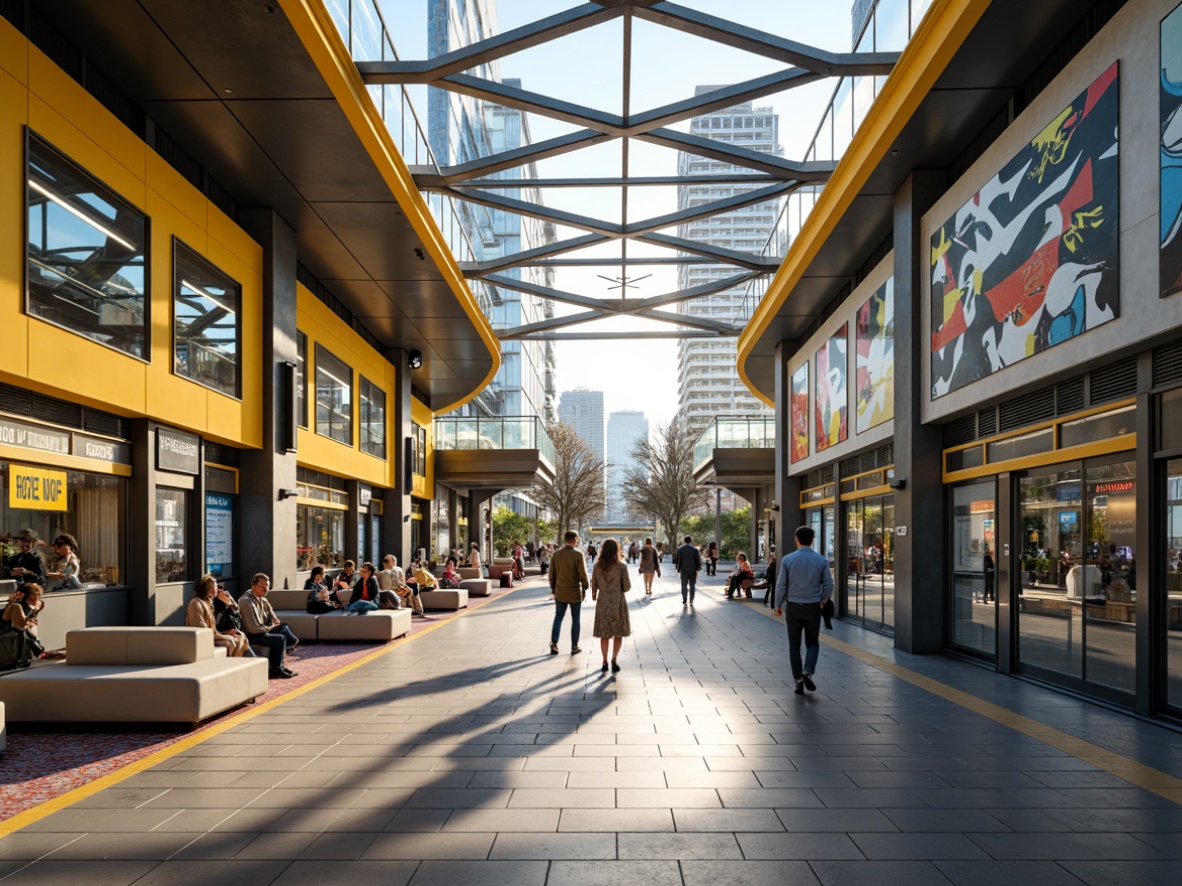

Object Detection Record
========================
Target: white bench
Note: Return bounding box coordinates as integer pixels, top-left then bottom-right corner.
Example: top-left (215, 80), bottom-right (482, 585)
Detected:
top-left (461, 578), bottom-right (493, 597)
top-left (265, 589), bottom-right (411, 641)
top-left (0, 627), bottom-right (268, 725)
top-left (418, 589), bottom-right (468, 610)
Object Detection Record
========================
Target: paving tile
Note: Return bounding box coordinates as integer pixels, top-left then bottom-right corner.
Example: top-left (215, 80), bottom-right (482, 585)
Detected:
top-left (114, 860), bottom-right (290, 885)
top-left (407, 859), bottom-right (547, 886)
top-left (881, 809), bottom-right (1010, 833)
top-left (718, 788), bottom-right (823, 808)
top-left (850, 833), bottom-right (991, 860)
top-left (966, 832), bottom-right (1170, 860)
top-left (736, 832), bottom-right (865, 860)
top-left (546, 860), bottom-right (684, 886)
top-left (674, 809), bottom-right (785, 832)
top-left (617, 788), bottom-right (720, 808)
top-left (507, 788), bottom-right (615, 807)
top-left (681, 860), bottom-right (820, 886)
top-left (489, 832), bottom-right (616, 859)
top-left (618, 832), bottom-right (742, 859)
top-left (0, 861), bottom-right (152, 885)
top-left (442, 809), bottom-right (560, 832)
top-left (776, 809), bottom-right (900, 833)
top-left (1058, 860), bottom-right (1182, 885)
top-left (558, 809), bottom-right (674, 832)
top-left (933, 860), bottom-right (1088, 886)
top-left (810, 860), bottom-right (954, 885)
top-left (278, 860), bottom-right (419, 886)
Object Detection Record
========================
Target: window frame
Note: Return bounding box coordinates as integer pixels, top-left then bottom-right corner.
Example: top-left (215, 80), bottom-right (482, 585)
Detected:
top-left (171, 237), bottom-right (242, 399)
top-left (359, 375), bottom-right (387, 460)
top-left (296, 331), bottom-right (309, 429)
top-left (24, 129), bottom-right (151, 362)
top-left (314, 343), bottom-right (353, 446)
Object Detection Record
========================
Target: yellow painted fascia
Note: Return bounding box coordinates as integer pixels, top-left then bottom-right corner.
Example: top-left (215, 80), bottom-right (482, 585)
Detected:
top-left (279, 0), bottom-right (500, 414)
top-left (736, 0), bottom-right (992, 407)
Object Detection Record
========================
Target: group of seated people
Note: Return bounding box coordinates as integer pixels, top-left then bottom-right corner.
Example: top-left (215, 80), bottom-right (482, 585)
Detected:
top-left (304, 556), bottom-right (440, 618)
top-left (185, 572), bottom-right (299, 679)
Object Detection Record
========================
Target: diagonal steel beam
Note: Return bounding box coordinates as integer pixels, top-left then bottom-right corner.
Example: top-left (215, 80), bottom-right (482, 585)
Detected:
top-left (481, 273), bottom-right (615, 311)
top-left (635, 309), bottom-right (740, 332)
top-left (459, 233), bottom-right (609, 276)
top-left (640, 128), bottom-right (834, 179)
top-left (499, 310), bottom-right (609, 338)
top-left (622, 181), bottom-right (796, 236)
top-left (356, 4), bottom-right (621, 83)
top-left (449, 187), bottom-right (623, 237)
top-left (440, 174), bottom-right (784, 188)
top-left (627, 68), bottom-right (826, 131)
top-left (412, 131), bottom-right (615, 186)
top-left (636, 232), bottom-right (782, 271)
top-left (519, 330), bottom-right (734, 340)
top-left (635, 1), bottom-right (899, 75)
top-left (632, 272), bottom-right (763, 310)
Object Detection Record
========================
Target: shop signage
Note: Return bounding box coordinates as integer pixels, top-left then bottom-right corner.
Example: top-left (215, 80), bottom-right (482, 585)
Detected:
top-left (9, 464), bottom-right (68, 511)
top-left (970, 500), bottom-right (994, 513)
top-left (1094, 481), bottom-right (1134, 494)
top-left (205, 492), bottom-right (234, 576)
top-left (359, 486), bottom-right (373, 507)
top-left (0, 417), bottom-right (69, 455)
top-left (156, 428), bottom-right (200, 474)
top-left (72, 432), bottom-right (131, 465)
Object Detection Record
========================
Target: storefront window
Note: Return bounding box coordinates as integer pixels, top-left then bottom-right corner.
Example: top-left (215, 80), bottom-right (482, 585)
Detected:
top-left (204, 466), bottom-right (237, 578)
top-left (315, 345), bottom-right (352, 445)
top-left (0, 462), bottom-right (125, 588)
top-left (1166, 459), bottom-right (1182, 712)
top-left (845, 495), bottom-right (894, 631)
top-left (296, 504), bottom-right (345, 571)
top-left (1083, 461), bottom-right (1136, 694)
top-left (155, 488), bottom-right (189, 583)
top-left (950, 481), bottom-right (996, 657)
top-left (360, 376), bottom-right (386, 458)
top-left (26, 134), bottom-right (148, 359)
top-left (173, 240), bottom-right (240, 398)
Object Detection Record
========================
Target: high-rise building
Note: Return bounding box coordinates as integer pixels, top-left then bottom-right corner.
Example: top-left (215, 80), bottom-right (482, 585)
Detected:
top-left (558, 389), bottom-right (605, 464)
top-left (428, 2), bottom-right (556, 423)
top-left (606, 411), bottom-right (649, 522)
top-left (676, 91), bottom-right (779, 434)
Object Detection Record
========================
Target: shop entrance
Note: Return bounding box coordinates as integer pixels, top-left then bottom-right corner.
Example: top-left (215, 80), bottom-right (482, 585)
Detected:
top-left (844, 495), bottom-right (895, 632)
top-left (805, 505), bottom-right (837, 576)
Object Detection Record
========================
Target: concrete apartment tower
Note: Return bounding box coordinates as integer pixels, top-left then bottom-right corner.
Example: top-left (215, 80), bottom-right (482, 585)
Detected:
top-left (606, 411), bottom-right (649, 522)
top-left (676, 90), bottom-right (779, 434)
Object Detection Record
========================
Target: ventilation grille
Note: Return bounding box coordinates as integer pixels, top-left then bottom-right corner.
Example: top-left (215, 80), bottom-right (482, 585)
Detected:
top-left (29, 8), bottom-right (82, 81)
top-left (840, 444), bottom-right (894, 477)
top-left (0, 0), bottom-right (26, 30)
top-left (85, 64), bottom-right (144, 135)
top-left (1056, 377), bottom-right (1085, 414)
top-left (1090, 356), bottom-right (1138, 404)
top-left (205, 441), bottom-right (240, 468)
top-left (1154, 340), bottom-right (1182, 386)
top-left (943, 414), bottom-right (977, 448)
top-left (999, 385), bottom-right (1056, 433)
top-left (0, 382), bottom-right (128, 439)
top-left (297, 467), bottom-right (346, 490)
top-left (297, 264), bottom-right (386, 357)
top-left (977, 407), bottom-right (997, 438)
top-left (804, 464), bottom-right (836, 489)
top-left (83, 410), bottom-right (128, 439)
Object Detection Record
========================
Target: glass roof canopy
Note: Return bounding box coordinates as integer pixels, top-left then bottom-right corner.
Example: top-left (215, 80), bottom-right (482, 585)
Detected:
top-left (354, 1), bottom-right (898, 342)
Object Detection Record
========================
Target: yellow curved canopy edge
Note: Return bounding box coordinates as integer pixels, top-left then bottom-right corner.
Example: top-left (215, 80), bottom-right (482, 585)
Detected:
top-left (279, 0), bottom-right (501, 414)
top-left (736, 0), bottom-right (991, 407)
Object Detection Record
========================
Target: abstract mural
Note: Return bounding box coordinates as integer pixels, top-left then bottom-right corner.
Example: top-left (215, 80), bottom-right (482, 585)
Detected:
top-left (930, 63), bottom-right (1119, 397)
top-left (1163, 4), bottom-right (1182, 295)
top-left (815, 324), bottom-right (848, 452)
top-left (790, 363), bottom-right (809, 463)
top-left (856, 277), bottom-right (894, 433)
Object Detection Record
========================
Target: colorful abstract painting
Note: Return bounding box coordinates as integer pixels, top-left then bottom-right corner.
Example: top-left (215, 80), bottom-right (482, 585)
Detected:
top-left (790, 363), bottom-right (809, 463)
top-left (856, 277), bottom-right (894, 433)
top-left (931, 63), bottom-right (1119, 398)
top-left (815, 324), bottom-right (848, 452)
top-left (1163, 5), bottom-right (1182, 294)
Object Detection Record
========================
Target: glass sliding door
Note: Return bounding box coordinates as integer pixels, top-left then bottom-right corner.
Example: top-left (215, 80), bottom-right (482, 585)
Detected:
top-left (844, 495), bottom-right (895, 632)
top-left (950, 481), bottom-right (997, 658)
top-left (1167, 459), bottom-right (1182, 712)
top-left (1083, 461), bottom-right (1137, 695)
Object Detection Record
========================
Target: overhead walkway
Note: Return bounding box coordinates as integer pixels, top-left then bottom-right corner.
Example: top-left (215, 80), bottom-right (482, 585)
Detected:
top-left (2, 572), bottom-right (1180, 882)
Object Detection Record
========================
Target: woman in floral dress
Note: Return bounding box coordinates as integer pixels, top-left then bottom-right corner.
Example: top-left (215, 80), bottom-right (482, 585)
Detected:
top-left (592, 538), bottom-right (631, 673)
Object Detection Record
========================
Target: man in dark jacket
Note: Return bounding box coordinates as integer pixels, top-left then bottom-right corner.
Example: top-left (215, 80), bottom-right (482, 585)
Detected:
top-left (673, 535), bottom-right (702, 606)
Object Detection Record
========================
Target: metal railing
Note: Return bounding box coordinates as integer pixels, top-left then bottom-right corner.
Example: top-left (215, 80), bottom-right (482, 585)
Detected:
top-left (694, 416), bottom-right (778, 470)
top-left (434, 416), bottom-right (555, 465)
top-left (324, 0), bottom-right (493, 318)
top-left (735, 0), bottom-right (935, 326)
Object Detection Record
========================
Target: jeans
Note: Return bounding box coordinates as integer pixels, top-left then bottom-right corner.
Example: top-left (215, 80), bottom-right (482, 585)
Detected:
top-left (551, 599), bottom-right (582, 647)
top-left (247, 632), bottom-right (287, 672)
top-left (346, 599), bottom-right (379, 615)
top-left (680, 572), bottom-right (697, 603)
top-left (785, 602), bottom-right (822, 680)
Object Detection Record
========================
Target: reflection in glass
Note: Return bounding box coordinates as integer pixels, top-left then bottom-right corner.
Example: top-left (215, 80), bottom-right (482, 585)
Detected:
top-left (359, 376), bottom-right (386, 458)
top-left (950, 481), bottom-right (996, 657)
top-left (844, 495), bottom-right (894, 631)
top-left (26, 134), bottom-right (148, 358)
top-left (1167, 459), bottom-right (1182, 712)
top-left (315, 345), bottom-right (353, 445)
top-left (1083, 461), bottom-right (1136, 694)
top-left (1018, 468), bottom-right (1083, 678)
top-left (296, 505), bottom-right (345, 572)
top-left (174, 241), bottom-right (240, 398)
top-left (155, 488), bottom-right (189, 583)
top-left (296, 332), bottom-right (308, 428)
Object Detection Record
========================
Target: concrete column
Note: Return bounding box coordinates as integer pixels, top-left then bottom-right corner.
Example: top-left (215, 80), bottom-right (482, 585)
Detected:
top-left (127, 419), bottom-right (154, 626)
top-left (714, 488), bottom-right (722, 555)
top-left (237, 209), bottom-right (299, 590)
top-left (892, 170), bottom-right (947, 654)
top-left (447, 486), bottom-right (460, 552)
top-left (382, 349), bottom-right (413, 565)
top-left (775, 341), bottom-right (803, 553)
top-left (748, 487), bottom-right (761, 562)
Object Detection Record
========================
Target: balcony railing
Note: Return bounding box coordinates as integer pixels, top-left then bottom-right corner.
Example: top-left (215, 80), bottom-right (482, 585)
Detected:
top-left (694, 416), bottom-right (778, 471)
top-left (434, 416), bottom-right (555, 466)
top-left (324, 0), bottom-right (493, 318)
top-left (735, 0), bottom-right (935, 326)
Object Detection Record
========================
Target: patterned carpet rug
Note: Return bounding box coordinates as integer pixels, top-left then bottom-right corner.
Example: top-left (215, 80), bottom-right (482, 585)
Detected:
top-left (0, 579), bottom-right (537, 821)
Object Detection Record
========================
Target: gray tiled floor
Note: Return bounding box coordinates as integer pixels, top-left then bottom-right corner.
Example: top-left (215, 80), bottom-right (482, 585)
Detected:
top-left (2, 572), bottom-right (1181, 885)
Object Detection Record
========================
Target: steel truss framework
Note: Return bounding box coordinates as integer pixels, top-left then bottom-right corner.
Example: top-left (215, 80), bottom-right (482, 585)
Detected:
top-left (358, 1), bottom-right (897, 341)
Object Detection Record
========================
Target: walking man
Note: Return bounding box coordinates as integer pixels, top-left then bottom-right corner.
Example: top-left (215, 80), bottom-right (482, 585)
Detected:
top-left (549, 530), bottom-right (589, 655)
top-left (774, 525), bottom-right (833, 694)
top-left (673, 534), bottom-right (702, 606)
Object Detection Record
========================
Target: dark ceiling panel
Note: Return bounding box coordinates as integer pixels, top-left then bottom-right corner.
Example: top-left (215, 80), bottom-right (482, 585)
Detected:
top-left (310, 203), bottom-right (439, 280)
top-left (375, 281), bottom-right (473, 318)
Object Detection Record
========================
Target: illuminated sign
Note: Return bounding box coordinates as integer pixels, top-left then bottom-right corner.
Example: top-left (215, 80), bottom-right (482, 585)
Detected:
top-left (970, 500), bottom-right (994, 513)
top-left (1094, 481), bottom-right (1134, 494)
top-left (9, 464), bottom-right (68, 511)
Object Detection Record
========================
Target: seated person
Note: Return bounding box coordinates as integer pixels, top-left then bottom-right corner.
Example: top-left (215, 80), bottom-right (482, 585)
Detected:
top-left (46, 534), bottom-right (82, 591)
top-left (345, 561), bottom-right (380, 615)
top-left (439, 557), bottom-right (463, 588)
top-left (305, 564), bottom-right (343, 613)
top-left (3, 529), bottom-right (46, 587)
top-left (383, 554), bottom-right (423, 616)
top-left (2, 582), bottom-right (46, 659)
top-left (726, 552), bottom-right (755, 599)
top-left (238, 573), bottom-right (298, 679)
top-left (752, 551), bottom-right (777, 607)
top-left (410, 559), bottom-right (439, 600)
top-left (187, 575), bottom-right (250, 656)
top-left (332, 560), bottom-right (359, 599)
top-left (212, 582), bottom-right (253, 646)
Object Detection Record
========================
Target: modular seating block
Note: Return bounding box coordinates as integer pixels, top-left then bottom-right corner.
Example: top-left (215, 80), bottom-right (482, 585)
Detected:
top-left (461, 578), bottom-right (493, 597)
top-left (0, 627), bottom-right (268, 725)
top-left (418, 589), bottom-right (468, 610)
top-left (488, 559), bottom-right (516, 579)
top-left (458, 567), bottom-right (482, 580)
top-left (316, 608), bottom-right (412, 642)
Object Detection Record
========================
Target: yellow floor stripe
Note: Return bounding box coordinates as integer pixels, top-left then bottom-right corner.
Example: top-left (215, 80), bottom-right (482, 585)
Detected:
top-left (0, 584), bottom-right (526, 839)
top-left (745, 599), bottom-right (1182, 805)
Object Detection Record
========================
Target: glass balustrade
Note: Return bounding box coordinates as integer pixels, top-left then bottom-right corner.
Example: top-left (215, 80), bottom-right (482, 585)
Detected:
top-left (694, 417), bottom-right (778, 470)
top-left (434, 416), bottom-right (555, 466)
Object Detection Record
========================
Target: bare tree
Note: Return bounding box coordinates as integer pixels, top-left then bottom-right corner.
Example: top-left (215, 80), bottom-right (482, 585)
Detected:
top-left (624, 417), bottom-right (709, 552)
top-left (531, 422), bottom-right (606, 536)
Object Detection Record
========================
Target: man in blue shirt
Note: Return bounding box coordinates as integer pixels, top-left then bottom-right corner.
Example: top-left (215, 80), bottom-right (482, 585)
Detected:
top-left (774, 525), bottom-right (834, 694)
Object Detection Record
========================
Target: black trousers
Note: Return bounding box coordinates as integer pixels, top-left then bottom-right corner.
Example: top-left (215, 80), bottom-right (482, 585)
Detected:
top-left (247, 632), bottom-right (286, 671)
